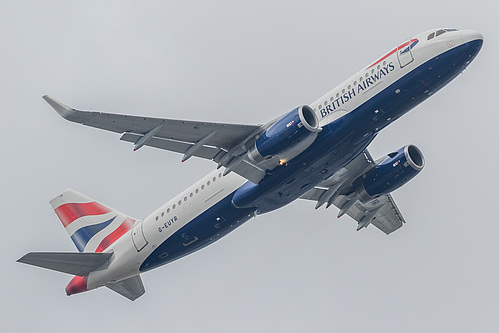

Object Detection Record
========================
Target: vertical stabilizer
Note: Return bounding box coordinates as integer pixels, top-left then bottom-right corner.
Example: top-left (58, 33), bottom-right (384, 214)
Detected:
top-left (50, 189), bottom-right (136, 252)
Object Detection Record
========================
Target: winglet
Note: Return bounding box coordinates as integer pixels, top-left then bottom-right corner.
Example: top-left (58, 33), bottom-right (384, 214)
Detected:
top-left (43, 95), bottom-right (79, 121)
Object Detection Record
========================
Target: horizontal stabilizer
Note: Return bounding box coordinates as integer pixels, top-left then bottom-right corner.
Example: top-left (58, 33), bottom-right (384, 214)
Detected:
top-left (106, 275), bottom-right (145, 301)
top-left (17, 252), bottom-right (112, 276)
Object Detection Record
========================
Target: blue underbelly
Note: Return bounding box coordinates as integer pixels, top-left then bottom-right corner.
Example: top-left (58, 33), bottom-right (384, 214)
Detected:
top-left (140, 193), bottom-right (254, 272)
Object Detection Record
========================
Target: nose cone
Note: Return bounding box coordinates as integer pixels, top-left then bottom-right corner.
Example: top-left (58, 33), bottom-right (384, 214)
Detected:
top-left (66, 275), bottom-right (88, 296)
top-left (457, 30), bottom-right (483, 66)
top-left (461, 30), bottom-right (484, 44)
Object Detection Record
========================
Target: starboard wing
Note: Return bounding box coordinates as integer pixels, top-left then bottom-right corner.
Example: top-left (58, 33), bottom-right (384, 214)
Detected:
top-left (300, 149), bottom-right (405, 234)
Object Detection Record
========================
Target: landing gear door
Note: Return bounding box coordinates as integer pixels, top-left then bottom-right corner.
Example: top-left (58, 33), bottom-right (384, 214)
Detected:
top-left (397, 39), bottom-right (414, 68)
top-left (132, 221), bottom-right (148, 252)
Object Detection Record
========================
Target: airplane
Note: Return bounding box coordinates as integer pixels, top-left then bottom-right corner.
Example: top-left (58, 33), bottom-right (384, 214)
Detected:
top-left (18, 28), bottom-right (483, 301)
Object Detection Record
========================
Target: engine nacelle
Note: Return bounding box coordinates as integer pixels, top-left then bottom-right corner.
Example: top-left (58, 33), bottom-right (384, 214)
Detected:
top-left (247, 105), bottom-right (320, 167)
top-left (356, 145), bottom-right (425, 202)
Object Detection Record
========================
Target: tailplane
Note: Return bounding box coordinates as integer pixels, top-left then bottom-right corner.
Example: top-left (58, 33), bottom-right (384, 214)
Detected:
top-left (17, 189), bottom-right (145, 300)
top-left (106, 275), bottom-right (145, 301)
top-left (50, 189), bottom-right (136, 252)
top-left (17, 252), bottom-right (112, 276)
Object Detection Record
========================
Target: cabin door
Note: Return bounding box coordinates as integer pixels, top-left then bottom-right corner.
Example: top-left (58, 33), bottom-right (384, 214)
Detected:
top-left (132, 221), bottom-right (148, 251)
top-left (397, 39), bottom-right (414, 68)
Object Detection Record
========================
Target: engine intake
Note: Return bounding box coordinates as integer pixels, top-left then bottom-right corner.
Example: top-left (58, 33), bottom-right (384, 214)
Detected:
top-left (248, 105), bottom-right (320, 166)
top-left (356, 145), bottom-right (425, 202)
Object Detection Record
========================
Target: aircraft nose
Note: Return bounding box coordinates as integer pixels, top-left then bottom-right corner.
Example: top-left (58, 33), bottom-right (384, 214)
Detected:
top-left (460, 30), bottom-right (484, 44)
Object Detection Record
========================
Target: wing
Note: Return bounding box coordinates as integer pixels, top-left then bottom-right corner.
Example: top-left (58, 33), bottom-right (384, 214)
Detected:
top-left (300, 150), bottom-right (405, 234)
top-left (44, 96), bottom-right (267, 183)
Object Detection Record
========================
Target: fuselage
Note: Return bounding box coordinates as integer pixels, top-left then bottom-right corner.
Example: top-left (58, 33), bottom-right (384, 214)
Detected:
top-left (84, 29), bottom-right (483, 291)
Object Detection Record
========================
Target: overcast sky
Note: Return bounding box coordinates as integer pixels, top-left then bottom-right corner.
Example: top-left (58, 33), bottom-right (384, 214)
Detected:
top-left (2, 1), bottom-right (498, 332)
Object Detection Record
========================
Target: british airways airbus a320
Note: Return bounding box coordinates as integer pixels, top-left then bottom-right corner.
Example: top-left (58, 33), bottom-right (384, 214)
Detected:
top-left (18, 29), bottom-right (482, 300)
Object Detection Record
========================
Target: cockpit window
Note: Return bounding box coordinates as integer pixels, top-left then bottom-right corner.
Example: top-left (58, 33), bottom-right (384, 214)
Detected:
top-left (436, 29), bottom-right (446, 37)
top-left (428, 29), bottom-right (458, 41)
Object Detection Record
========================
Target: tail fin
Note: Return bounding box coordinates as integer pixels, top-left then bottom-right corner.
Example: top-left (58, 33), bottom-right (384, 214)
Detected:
top-left (50, 189), bottom-right (136, 252)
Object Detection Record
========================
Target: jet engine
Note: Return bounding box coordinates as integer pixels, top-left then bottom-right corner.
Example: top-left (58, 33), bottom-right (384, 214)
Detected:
top-left (247, 105), bottom-right (320, 167)
top-left (356, 145), bottom-right (425, 202)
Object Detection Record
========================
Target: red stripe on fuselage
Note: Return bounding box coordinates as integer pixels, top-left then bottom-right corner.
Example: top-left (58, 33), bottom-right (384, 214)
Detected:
top-left (55, 202), bottom-right (112, 228)
top-left (367, 39), bottom-right (418, 69)
top-left (95, 217), bottom-right (136, 253)
top-left (368, 47), bottom-right (397, 69)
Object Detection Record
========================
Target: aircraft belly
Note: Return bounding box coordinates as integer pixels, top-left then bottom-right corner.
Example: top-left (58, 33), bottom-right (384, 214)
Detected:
top-left (140, 192), bottom-right (254, 272)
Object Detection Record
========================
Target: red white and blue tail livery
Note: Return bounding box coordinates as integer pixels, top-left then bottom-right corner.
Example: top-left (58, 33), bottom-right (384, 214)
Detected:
top-left (18, 29), bottom-right (483, 300)
top-left (51, 190), bottom-right (136, 253)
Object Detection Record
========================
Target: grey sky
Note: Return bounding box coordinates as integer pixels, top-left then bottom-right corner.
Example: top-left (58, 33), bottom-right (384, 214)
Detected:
top-left (2, 1), bottom-right (498, 332)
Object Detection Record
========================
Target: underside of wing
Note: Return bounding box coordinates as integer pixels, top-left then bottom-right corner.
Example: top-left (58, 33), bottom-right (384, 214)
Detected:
top-left (300, 149), bottom-right (406, 235)
top-left (44, 95), bottom-right (260, 149)
top-left (44, 96), bottom-right (267, 183)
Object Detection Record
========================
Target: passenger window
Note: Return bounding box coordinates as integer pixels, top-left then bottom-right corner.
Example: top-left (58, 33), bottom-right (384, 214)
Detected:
top-left (207, 181), bottom-right (211, 186)
top-left (213, 177), bottom-right (216, 182)
top-left (201, 185), bottom-right (205, 190)
top-left (436, 29), bottom-right (446, 37)
top-left (173, 204), bottom-right (176, 209)
top-left (184, 196), bottom-right (187, 202)
top-left (195, 189), bottom-right (199, 194)
top-left (161, 212), bottom-right (164, 217)
top-left (178, 200), bottom-right (181, 206)
top-left (155, 216), bottom-right (158, 221)
top-left (218, 173), bottom-right (222, 178)
top-left (427, 32), bottom-right (435, 40)
top-left (190, 193), bottom-right (193, 198)
top-left (167, 208), bottom-right (170, 213)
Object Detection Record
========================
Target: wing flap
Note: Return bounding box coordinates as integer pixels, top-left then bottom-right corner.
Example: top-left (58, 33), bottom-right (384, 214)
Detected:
top-left (17, 252), bottom-right (112, 276)
top-left (120, 132), bottom-right (220, 159)
top-left (333, 194), bottom-right (404, 234)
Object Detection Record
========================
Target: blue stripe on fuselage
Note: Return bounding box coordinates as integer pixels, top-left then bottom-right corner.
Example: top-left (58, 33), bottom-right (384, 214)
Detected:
top-left (140, 39), bottom-right (482, 271)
